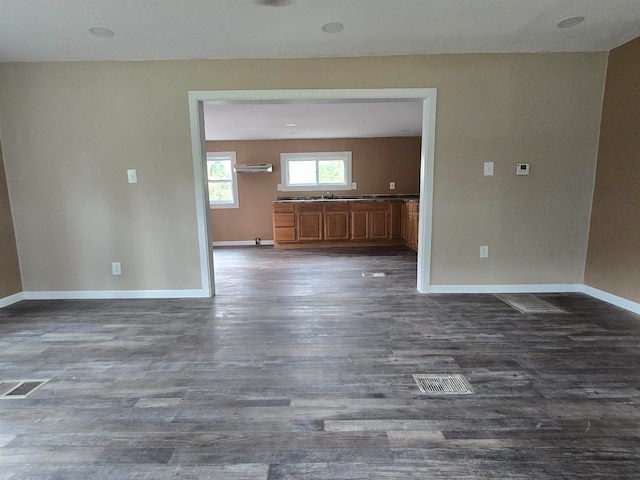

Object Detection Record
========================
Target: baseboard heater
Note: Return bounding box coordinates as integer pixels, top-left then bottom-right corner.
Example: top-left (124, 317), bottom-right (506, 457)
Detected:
top-left (234, 163), bottom-right (273, 173)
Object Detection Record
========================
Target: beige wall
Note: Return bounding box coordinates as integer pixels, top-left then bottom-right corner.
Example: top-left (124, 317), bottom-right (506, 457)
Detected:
top-left (0, 53), bottom-right (607, 292)
top-left (585, 38), bottom-right (640, 303)
top-left (0, 140), bottom-right (22, 297)
top-left (207, 137), bottom-right (421, 242)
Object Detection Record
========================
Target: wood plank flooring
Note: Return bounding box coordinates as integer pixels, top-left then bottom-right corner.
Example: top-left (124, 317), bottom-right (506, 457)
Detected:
top-left (1, 246), bottom-right (640, 479)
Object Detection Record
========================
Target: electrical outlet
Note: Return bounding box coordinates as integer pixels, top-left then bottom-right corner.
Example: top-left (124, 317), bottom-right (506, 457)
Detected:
top-left (112, 262), bottom-right (121, 275)
top-left (480, 246), bottom-right (489, 258)
top-left (389, 182), bottom-right (396, 190)
top-left (351, 182), bottom-right (357, 189)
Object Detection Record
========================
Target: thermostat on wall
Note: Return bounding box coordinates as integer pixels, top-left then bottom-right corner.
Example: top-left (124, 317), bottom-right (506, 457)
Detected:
top-left (516, 163), bottom-right (530, 175)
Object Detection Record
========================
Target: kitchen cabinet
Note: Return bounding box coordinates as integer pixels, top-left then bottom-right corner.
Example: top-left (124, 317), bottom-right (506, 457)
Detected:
top-left (272, 198), bottom-right (417, 248)
top-left (273, 203), bottom-right (296, 242)
top-left (324, 202), bottom-right (350, 241)
top-left (405, 202), bottom-right (419, 251)
top-left (350, 202), bottom-right (390, 241)
top-left (296, 203), bottom-right (323, 241)
top-left (390, 201), bottom-right (404, 240)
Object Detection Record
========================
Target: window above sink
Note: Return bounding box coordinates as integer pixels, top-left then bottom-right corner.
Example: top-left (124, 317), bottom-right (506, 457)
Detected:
top-left (278, 151), bottom-right (353, 192)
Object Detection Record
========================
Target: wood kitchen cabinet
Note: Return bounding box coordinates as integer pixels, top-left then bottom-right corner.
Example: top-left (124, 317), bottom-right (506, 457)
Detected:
top-left (296, 203), bottom-right (323, 241)
top-left (273, 203), bottom-right (296, 242)
top-left (272, 198), bottom-right (417, 248)
top-left (350, 202), bottom-right (390, 241)
top-left (405, 202), bottom-right (419, 251)
top-left (324, 202), bottom-right (350, 241)
top-left (390, 201), bottom-right (404, 240)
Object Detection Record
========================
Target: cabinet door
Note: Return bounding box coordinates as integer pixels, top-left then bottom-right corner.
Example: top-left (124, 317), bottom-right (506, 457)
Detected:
top-left (407, 206), bottom-right (419, 251)
top-left (390, 202), bottom-right (404, 240)
top-left (369, 210), bottom-right (390, 240)
top-left (402, 203), bottom-right (408, 241)
top-left (411, 211), bottom-right (419, 250)
top-left (325, 211), bottom-right (350, 240)
top-left (351, 211), bottom-right (368, 240)
top-left (297, 211), bottom-right (323, 240)
top-left (404, 202), bottom-right (419, 250)
top-left (274, 227), bottom-right (296, 242)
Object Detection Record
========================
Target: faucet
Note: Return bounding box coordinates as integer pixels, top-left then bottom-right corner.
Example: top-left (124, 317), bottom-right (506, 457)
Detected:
top-left (322, 191), bottom-right (333, 200)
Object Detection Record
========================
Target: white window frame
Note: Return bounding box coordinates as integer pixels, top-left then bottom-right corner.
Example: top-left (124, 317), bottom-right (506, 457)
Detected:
top-left (207, 151), bottom-right (239, 209)
top-left (278, 151), bottom-right (353, 192)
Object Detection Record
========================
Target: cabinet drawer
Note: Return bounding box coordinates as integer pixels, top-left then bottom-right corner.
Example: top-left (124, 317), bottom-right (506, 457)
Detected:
top-left (324, 202), bottom-right (350, 212)
top-left (350, 201), bottom-right (390, 212)
top-left (296, 202), bottom-right (324, 212)
top-left (406, 202), bottom-right (419, 214)
top-left (273, 213), bottom-right (295, 228)
top-left (274, 227), bottom-right (296, 241)
top-left (273, 203), bottom-right (295, 213)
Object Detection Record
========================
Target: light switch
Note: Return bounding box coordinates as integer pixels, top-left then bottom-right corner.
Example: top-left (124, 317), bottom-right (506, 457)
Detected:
top-left (390, 182), bottom-right (396, 190)
top-left (112, 262), bottom-right (122, 275)
top-left (480, 246), bottom-right (489, 258)
top-left (516, 163), bottom-right (529, 176)
top-left (127, 169), bottom-right (138, 183)
top-left (484, 162), bottom-right (494, 176)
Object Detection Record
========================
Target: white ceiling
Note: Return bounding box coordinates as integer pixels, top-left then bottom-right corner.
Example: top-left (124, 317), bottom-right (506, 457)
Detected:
top-left (204, 100), bottom-right (424, 140)
top-left (1, 0), bottom-right (640, 62)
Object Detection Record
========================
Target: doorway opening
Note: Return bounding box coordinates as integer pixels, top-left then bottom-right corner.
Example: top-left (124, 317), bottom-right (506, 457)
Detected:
top-left (188, 89), bottom-right (437, 296)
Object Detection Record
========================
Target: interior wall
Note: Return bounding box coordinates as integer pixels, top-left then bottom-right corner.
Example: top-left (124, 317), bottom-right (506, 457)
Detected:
top-left (207, 137), bottom-right (421, 242)
top-left (0, 53), bottom-right (607, 292)
top-left (0, 140), bottom-right (22, 297)
top-left (585, 37), bottom-right (640, 303)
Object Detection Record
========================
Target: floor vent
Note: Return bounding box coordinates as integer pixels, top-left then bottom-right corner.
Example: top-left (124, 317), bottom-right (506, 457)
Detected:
top-left (0, 380), bottom-right (49, 399)
top-left (362, 272), bottom-right (387, 277)
top-left (413, 374), bottom-right (474, 394)
top-left (495, 294), bottom-right (565, 313)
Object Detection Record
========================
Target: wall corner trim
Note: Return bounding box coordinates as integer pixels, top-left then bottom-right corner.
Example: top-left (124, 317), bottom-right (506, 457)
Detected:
top-left (0, 292), bottom-right (25, 308)
top-left (580, 285), bottom-right (640, 315)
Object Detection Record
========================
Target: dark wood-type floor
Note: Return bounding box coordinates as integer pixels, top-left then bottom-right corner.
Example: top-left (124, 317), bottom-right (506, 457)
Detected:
top-left (1, 246), bottom-right (639, 479)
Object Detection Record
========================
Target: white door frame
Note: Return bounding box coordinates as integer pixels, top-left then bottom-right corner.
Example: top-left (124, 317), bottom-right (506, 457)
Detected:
top-left (188, 88), bottom-right (437, 296)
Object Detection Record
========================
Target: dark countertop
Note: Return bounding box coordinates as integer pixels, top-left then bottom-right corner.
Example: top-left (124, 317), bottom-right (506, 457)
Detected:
top-left (275, 194), bottom-right (419, 203)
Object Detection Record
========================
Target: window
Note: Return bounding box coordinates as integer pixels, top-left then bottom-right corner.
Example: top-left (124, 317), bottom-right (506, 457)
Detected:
top-left (279, 151), bottom-right (353, 192)
top-left (207, 152), bottom-right (239, 208)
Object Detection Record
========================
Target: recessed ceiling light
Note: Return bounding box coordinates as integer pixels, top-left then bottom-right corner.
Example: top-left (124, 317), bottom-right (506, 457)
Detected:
top-left (88, 26), bottom-right (115, 38)
top-left (321, 22), bottom-right (344, 34)
top-left (557, 16), bottom-right (585, 28)
top-left (254, 0), bottom-right (295, 6)
top-left (285, 123), bottom-right (297, 127)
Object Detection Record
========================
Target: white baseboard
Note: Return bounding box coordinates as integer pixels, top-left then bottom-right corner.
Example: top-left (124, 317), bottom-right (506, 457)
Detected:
top-left (0, 292), bottom-right (25, 308)
top-left (426, 284), bottom-right (583, 294)
top-left (22, 289), bottom-right (210, 300)
top-left (3, 283), bottom-right (639, 317)
top-left (212, 240), bottom-right (275, 247)
top-left (581, 285), bottom-right (640, 315)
